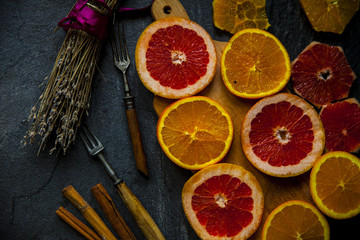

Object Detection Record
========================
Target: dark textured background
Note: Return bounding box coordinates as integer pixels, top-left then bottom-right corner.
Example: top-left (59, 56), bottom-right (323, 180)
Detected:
top-left (1, 0), bottom-right (359, 239)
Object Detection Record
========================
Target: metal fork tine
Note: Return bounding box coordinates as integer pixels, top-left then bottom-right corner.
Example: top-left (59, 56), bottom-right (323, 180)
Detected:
top-left (110, 33), bottom-right (119, 62)
top-left (79, 125), bottom-right (104, 156)
top-left (118, 22), bottom-right (124, 61)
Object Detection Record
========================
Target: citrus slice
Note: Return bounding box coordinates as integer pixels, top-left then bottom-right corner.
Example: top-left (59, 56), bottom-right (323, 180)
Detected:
top-left (320, 98), bottom-right (360, 152)
top-left (135, 17), bottom-right (217, 99)
top-left (262, 200), bottom-right (330, 240)
top-left (157, 96), bottom-right (233, 170)
top-left (221, 28), bottom-right (291, 99)
top-left (241, 93), bottom-right (325, 177)
top-left (310, 151), bottom-right (360, 219)
top-left (300, 0), bottom-right (360, 34)
top-left (182, 163), bottom-right (264, 239)
top-left (213, 0), bottom-right (270, 34)
top-left (292, 41), bottom-right (356, 107)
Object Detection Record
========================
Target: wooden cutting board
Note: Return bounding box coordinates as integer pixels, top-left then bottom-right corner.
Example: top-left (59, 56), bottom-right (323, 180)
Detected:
top-left (151, 0), bottom-right (312, 239)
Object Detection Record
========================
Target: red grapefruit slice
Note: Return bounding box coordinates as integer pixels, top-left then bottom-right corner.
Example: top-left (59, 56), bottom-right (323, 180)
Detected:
top-left (182, 163), bottom-right (264, 239)
top-left (320, 98), bottom-right (360, 153)
top-left (135, 17), bottom-right (217, 99)
top-left (292, 41), bottom-right (356, 107)
top-left (241, 93), bottom-right (325, 177)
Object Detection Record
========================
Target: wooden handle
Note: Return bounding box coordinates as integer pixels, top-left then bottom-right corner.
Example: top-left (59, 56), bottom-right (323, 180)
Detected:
top-left (126, 107), bottom-right (149, 176)
top-left (91, 183), bottom-right (137, 240)
top-left (62, 185), bottom-right (117, 240)
top-left (116, 182), bottom-right (166, 240)
top-left (151, 0), bottom-right (190, 20)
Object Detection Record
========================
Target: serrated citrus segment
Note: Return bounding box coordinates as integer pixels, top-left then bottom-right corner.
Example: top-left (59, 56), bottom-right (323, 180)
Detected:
top-left (292, 41), bottom-right (356, 107)
top-left (213, 0), bottom-right (270, 34)
top-left (300, 0), bottom-right (360, 34)
top-left (310, 151), bottom-right (360, 219)
top-left (320, 98), bottom-right (360, 153)
top-left (157, 96), bottom-right (233, 170)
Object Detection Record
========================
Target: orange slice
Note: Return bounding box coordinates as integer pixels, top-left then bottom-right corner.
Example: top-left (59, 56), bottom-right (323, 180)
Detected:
top-left (300, 0), bottom-right (360, 34)
top-left (241, 93), bottom-right (325, 177)
top-left (221, 28), bottom-right (291, 99)
top-left (262, 200), bottom-right (330, 240)
top-left (157, 96), bottom-right (233, 170)
top-left (135, 17), bottom-right (217, 99)
top-left (310, 151), bottom-right (360, 219)
top-left (213, 0), bottom-right (271, 34)
top-left (182, 163), bottom-right (264, 239)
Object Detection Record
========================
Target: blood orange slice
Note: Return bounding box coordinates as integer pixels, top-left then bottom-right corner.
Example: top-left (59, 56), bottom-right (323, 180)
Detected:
top-left (262, 200), bottom-right (330, 240)
top-left (310, 151), bottom-right (360, 219)
top-left (292, 41), bottom-right (356, 107)
top-left (241, 93), bottom-right (325, 177)
top-left (135, 17), bottom-right (217, 99)
top-left (320, 98), bottom-right (360, 152)
top-left (182, 163), bottom-right (264, 239)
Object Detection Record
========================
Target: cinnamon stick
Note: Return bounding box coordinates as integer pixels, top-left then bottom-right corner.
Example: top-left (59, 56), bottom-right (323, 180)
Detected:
top-left (91, 183), bottom-right (137, 240)
top-left (56, 206), bottom-right (101, 240)
top-left (62, 185), bottom-right (117, 240)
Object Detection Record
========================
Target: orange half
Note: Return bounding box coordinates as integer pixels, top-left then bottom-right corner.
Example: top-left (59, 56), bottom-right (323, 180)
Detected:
top-left (262, 200), bottom-right (330, 240)
top-left (221, 28), bottom-right (291, 99)
top-left (157, 96), bottom-right (233, 170)
top-left (310, 151), bottom-right (360, 219)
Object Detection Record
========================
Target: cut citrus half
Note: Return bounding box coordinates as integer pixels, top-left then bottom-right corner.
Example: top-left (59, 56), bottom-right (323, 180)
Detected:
top-left (292, 41), bottom-right (356, 107)
top-left (157, 96), bottom-right (233, 170)
top-left (241, 93), bottom-right (325, 177)
top-left (320, 98), bottom-right (360, 152)
top-left (261, 200), bottom-right (330, 240)
top-left (182, 163), bottom-right (264, 239)
top-left (221, 28), bottom-right (291, 99)
top-left (213, 0), bottom-right (270, 34)
top-left (310, 151), bottom-right (360, 219)
top-left (135, 17), bottom-right (217, 99)
top-left (300, 0), bottom-right (360, 34)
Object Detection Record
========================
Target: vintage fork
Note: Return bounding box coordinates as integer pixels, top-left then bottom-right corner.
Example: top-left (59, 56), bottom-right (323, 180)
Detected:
top-left (110, 20), bottom-right (148, 177)
top-left (79, 125), bottom-right (166, 240)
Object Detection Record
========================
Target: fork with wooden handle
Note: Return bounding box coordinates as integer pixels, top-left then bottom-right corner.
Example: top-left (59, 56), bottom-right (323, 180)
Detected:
top-left (79, 125), bottom-right (166, 240)
top-left (110, 19), bottom-right (148, 177)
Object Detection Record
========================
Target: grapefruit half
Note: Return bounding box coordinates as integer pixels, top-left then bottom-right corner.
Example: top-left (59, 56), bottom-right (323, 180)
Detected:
top-left (135, 17), bottom-right (217, 99)
top-left (182, 163), bottom-right (264, 239)
top-left (241, 93), bottom-right (325, 177)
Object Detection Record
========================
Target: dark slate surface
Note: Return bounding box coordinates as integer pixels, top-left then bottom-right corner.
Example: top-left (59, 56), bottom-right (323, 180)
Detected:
top-left (0, 0), bottom-right (359, 239)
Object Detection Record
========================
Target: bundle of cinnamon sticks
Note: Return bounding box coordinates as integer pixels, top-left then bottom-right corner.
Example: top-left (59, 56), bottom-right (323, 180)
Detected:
top-left (56, 184), bottom-right (136, 240)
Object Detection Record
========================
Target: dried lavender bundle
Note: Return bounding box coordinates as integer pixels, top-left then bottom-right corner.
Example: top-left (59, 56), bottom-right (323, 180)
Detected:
top-left (23, 0), bottom-right (117, 154)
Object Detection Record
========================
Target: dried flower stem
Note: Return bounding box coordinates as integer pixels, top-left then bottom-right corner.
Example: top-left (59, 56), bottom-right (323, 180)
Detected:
top-left (23, 0), bottom-right (117, 155)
